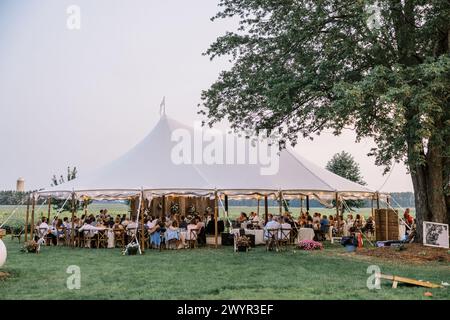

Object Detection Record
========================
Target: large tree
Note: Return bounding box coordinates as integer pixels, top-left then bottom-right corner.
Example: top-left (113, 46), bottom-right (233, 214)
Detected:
top-left (326, 151), bottom-right (366, 210)
top-left (200, 0), bottom-right (450, 241)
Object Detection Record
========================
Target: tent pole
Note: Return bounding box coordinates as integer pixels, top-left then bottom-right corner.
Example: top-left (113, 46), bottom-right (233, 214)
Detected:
top-left (256, 196), bottom-right (260, 216)
top-left (30, 194), bottom-right (36, 240)
top-left (214, 191), bottom-right (218, 248)
top-left (140, 192), bottom-right (145, 253)
top-left (376, 192), bottom-right (380, 210)
top-left (24, 195), bottom-right (30, 242)
top-left (264, 195), bottom-right (268, 224)
top-left (278, 191), bottom-right (282, 215)
top-left (300, 195), bottom-right (303, 215)
top-left (371, 196), bottom-right (374, 218)
top-left (161, 195), bottom-right (166, 219)
top-left (335, 192), bottom-right (339, 217)
top-left (70, 193), bottom-right (76, 248)
top-left (306, 195), bottom-right (310, 212)
top-left (47, 196), bottom-right (52, 222)
top-left (224, 195), bottom-right (229, 216)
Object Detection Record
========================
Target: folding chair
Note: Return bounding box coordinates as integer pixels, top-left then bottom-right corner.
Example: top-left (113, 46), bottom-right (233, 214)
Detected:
top-left (278, 228), bottom-right (291, 250)
top-left (56, 227), bottom-right (67, 246)
top-left (265, 229), bottom-right (279, 251)
top-left (11, 227), bottom-right (24, 242)
top-left (187, 229), bottom-right (198, 249)
top-left (113, 228), bottom-right (125, 249)
top-left (97, 229), bottom-right (109, 248)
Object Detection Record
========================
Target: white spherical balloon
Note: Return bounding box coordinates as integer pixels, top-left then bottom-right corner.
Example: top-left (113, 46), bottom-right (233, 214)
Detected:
top-left (0, 239), bottom-right (7, 267)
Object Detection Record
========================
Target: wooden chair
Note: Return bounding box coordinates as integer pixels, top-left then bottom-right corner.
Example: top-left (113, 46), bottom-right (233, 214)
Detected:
top-left (56, 227), bottom-right (67, 246)
top-left (81, 230), bottom-right (95, 248)
top-left (137, 228), bottom-right (149, 249)
top-left (290, 227), bottom-right (298, 244)
top-left (278, 228), bottom-right (291, 250)
top-left (265, 229), bottom-right (279, 251)
top-left (187, 229), bottom-right (198, 249)
top-left (11, 227), bottom-right (24, 242)
top-left (97, 229), bottom-right (109, 248)
top-left (113, 228), bottom-right (125, 248)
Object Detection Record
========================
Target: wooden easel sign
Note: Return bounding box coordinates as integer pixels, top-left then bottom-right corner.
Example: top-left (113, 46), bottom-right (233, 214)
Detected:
top-left (423, 221), bottom-right (449, 249)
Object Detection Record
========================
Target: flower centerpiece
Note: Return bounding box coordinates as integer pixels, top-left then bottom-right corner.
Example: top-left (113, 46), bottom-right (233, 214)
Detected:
top-left (298, 239), bottom-right (323, 251)
top-left (22, 240), bottom-right (39, 253)
top-left (236, 235), bottom-right (250, 252)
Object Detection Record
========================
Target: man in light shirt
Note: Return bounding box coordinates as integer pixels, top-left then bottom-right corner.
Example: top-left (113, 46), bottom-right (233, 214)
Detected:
top-left (279, 217), bottom-right (292, 241)
top-left (264, 215), bottom-right (280, 240)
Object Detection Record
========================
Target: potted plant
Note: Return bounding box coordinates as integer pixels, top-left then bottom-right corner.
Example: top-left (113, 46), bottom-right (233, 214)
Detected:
top-left (236, 235), bottom-right (250, 252)
top-left (22, 240), bottom-right (39, 254)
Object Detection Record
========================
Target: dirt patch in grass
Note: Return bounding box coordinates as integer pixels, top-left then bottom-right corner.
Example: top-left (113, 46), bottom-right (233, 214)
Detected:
top-left (0, 271), bottom-right (11, 280)
top-left (355, 243), bottom-right (450, 264)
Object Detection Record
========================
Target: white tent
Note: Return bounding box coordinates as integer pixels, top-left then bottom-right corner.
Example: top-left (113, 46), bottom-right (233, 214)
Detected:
top-left (37, 114), bottom-right (377, 201)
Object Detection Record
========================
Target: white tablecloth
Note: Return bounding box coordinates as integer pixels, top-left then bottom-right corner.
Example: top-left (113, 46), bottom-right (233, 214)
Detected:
top-left (298, 228), bottom-right (315, 241)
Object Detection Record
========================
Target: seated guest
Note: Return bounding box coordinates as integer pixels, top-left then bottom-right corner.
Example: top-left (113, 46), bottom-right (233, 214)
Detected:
top-left (237, 212), bottom-right (248, 224)
top-left (186, 218), bottom-right (199, 241)
top-left (264, 215), bottom-right (280, 240)
top-left (279, 217), bottom-right (292, 241)
top-left (166, 220), bottom-right (181, 249)
top-left (250, 212), bottom-right (260, 223)
top-left (63, 217), bottom-right (71, 229)
top-left (179, 215), bottom-right (188, 229)
top-left (304, 216), bottom-right (314, 229)
top-left (121, 217), bottom-right (130, 227)
top-left (112, 218), bottom-right (124, 237)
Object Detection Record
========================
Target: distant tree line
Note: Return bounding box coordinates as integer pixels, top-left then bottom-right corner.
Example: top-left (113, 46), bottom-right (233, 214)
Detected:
top-left (0, 191), bottom-right (45, 205)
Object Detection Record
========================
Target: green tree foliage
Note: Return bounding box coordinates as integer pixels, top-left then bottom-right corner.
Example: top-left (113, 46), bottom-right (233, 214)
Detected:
top-left (0, 191), bottom-right (28, 205)
top-left (326, 151), bottom-right (366, 185)
top-left (326, 151), bottom-right (366, 210)
top-left (201, 0), bottom-right (450, 241)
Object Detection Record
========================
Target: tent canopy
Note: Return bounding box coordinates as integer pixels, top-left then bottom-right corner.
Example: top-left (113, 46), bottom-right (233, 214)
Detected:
top-left (37, 114), bottom-right (377, 201)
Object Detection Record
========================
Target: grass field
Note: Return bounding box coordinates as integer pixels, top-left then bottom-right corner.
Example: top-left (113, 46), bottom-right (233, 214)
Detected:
top-left (0, 238), bottom-right (448, 300)
top-left (0, 204), bottom-right (414, 229)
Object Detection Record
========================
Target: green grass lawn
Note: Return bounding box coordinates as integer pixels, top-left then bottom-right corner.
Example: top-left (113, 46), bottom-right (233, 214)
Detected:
top-left (0, 238), bottom-right (448, 300)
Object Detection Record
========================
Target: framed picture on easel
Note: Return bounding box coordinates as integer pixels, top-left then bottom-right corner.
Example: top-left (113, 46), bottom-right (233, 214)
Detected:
top-left (423, 221), bottom-right (449, 249)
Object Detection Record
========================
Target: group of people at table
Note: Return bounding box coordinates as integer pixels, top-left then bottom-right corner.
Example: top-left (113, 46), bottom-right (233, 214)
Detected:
top-left (33, 210), bottom-right (217, 249)
top-left (33, 208), bottom-right (377, 249)
top-left (236, 210), bottom-right (376, 242)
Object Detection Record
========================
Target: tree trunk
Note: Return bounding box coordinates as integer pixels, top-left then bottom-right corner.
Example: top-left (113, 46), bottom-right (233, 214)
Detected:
top-left (409, 142), bottom-right (448, 243)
